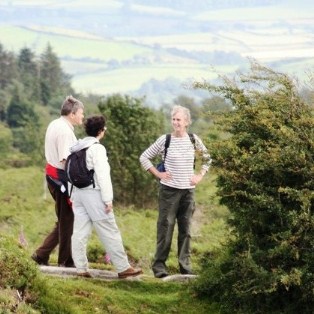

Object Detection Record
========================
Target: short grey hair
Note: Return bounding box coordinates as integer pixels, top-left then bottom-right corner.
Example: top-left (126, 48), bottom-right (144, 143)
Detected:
top-left (61, 95), bottom-right (84, 116)
top-left (171, 105), bottom-right (191, 125)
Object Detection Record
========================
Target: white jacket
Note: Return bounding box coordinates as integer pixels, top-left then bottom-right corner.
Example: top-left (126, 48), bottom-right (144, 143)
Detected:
top-left (70, 137), bottom-right (113, 203)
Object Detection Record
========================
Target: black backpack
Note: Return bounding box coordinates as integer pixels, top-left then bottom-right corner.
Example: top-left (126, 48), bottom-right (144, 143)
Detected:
top-left (65, 147), bottom-right (95, 196)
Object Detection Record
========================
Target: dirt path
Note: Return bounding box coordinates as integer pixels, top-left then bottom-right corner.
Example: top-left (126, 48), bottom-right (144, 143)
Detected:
top-left (191, 204), bottom-right (205, 237)
top-left (39, 266), bottom-right (197, 282)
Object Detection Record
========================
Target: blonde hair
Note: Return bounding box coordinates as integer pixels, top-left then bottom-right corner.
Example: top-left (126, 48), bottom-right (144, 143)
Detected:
top-left (171, 105), bottom-right (191, 125)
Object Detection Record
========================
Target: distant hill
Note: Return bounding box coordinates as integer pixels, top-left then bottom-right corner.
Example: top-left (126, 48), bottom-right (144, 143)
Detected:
top-left (1, 0), bottom-right (314, 107)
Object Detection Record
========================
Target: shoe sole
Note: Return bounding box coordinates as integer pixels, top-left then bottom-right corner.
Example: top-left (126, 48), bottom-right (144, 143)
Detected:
top-left (31, 254), bottom-right (49, 266)
top-left (118, 270), bottom-right (143, 279)
top-left (154, 273), bottom-right (168, 278)
top-left (77, 273), bottom-right (92, 278)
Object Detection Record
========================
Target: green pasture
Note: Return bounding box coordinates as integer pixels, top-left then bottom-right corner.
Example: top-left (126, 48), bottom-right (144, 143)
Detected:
top-left (1, 23), bottom-right (312, 95)
top-left (124, 31), bottom-right (241, 52)
top-left (0, 25), bottom-right (152, 61)
top-left (0, 25), bottom-right (229, 94)
top-left (70, 64), bottom-right (234, 95)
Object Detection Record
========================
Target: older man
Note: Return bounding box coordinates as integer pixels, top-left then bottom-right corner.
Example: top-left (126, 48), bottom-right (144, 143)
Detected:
top-left (32, 95), bottom-right (84, 267)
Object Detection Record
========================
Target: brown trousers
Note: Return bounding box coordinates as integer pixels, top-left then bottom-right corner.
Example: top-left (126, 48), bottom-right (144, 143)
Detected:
top-left (35, 177), bottom-right (74, 266)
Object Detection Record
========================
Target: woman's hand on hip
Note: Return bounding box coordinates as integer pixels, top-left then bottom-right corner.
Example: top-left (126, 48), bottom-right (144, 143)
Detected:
top-left (190, 174), bottom-right (203, 186)
top-left (158, 171), bottom-right (172, 181)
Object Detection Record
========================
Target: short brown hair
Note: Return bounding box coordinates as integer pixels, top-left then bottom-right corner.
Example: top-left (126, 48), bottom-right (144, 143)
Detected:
top-left (85, 115), bottom-right (106, 137)
top-left (61, 95), bottom-right (84, 116)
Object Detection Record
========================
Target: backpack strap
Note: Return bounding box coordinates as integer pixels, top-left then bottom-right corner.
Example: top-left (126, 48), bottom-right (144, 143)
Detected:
top-left (188, 133), bottom-right (196, 169)
top-left (188, 133), bottom-right (196, 149)
top-left (83, 145), bottom-right (96, 189)
top-left (164, 133), bottom-right (195, 155)
top-left (163, 133), bottom-right (171, 160)
top-left (163, 133), bottom-right (195, 166)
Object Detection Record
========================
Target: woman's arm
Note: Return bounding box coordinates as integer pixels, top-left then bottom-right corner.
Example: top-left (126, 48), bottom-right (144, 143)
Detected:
top-left (190, 134), bottom-right (212, 185)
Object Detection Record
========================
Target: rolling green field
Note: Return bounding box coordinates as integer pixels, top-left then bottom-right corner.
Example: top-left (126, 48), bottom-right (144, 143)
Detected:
top-left (0, 25), bottom-right (151, 61)
top-left (2, 22), bottom-right (311, 97)
top-left (70, 64), bottom-right (229, 95)
top-left (1, 0), bottom-right (313, 97)
top-left (0, 25), bottom-right (227, 95)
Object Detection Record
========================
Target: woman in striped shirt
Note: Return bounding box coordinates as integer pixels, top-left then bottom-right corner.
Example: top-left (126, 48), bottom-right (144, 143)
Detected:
top-left (140, 105), bottom-right (212, 278)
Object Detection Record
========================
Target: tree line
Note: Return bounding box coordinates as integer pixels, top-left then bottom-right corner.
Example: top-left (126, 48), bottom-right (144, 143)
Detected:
top-left (0, 42), bottom-right (74, 166)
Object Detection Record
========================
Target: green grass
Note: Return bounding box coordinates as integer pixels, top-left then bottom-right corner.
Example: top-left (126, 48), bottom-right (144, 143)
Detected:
top-left (0, 166), bottom-right (227, 313)
top-left (0, 167), bottom-right (228, 271)
top-left (4, 167), bottom-right (224, 275)
top-left (36, 276), bottom-right (219, 314)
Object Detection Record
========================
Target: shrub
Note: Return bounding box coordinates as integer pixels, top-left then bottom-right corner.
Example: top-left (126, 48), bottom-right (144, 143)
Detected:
top-left (193, 61), bottom-right (314, 313)
top-left (0, 234), bottom-right (39, 293)
top-left (0, 234), bottom-right (49, 312)
top-left (98, 94), bottom-right (165, 207)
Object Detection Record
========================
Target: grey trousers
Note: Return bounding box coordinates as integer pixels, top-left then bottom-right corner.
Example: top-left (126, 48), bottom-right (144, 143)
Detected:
top-left (71, 189), bottom-right (130, 274)
top-left (152, 184), bottom-right (195, 275)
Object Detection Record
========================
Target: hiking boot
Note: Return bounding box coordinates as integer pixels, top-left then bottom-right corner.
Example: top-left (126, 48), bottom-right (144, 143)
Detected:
top-left (77, 272), bottom-right (92, 278)
top-left (154, 271), bottom-right (169, 278)
top-left (31, 253), bottom-right (49, 266)
top-left (58, 262), bottom-right (75, 268)
top-left (118, 267), bottom-right (143, 279)
top-left (180, 269), bottom-right (194, 275)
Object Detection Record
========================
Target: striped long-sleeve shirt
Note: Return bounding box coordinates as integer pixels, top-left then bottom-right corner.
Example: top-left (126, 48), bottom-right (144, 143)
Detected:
top-left (140, 133), bottom-right (212, 189)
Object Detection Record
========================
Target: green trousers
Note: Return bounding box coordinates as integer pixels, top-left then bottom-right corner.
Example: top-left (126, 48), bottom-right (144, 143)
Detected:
top-left (152, 184), bottom-right (195, 276)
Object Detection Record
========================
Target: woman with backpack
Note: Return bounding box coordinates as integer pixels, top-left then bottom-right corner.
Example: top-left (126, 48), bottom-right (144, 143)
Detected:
top-left (70, 115), bottom-right (142, 279)
top-left (139, 105), bottom-right (212, 278)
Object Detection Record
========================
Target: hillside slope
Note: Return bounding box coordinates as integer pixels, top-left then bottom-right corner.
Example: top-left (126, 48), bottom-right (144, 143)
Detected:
top-left (1, 0), bottom-right (313, 104)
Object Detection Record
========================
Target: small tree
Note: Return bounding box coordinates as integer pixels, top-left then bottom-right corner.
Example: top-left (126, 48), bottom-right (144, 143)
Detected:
top-left (6, 88), bottom-right (43, 165)
top-left (39, 43), bottom-right (73, 105)
top-left (0, 122), bottom-right (13, 158)
top-left (193, 61), bottom-right (314, 313)
top-left (6, 88), bottom-right (39, 129)
top-left (98, 94), bottom-right (165, 207)
top-left (18, 47), bottom-right (40, 102)
top-left (0, 43), bottom-right (18, 90)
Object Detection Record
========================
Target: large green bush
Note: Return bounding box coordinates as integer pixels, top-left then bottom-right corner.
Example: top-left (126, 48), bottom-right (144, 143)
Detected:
top-left (194, 62), bottom-right (314, 313)
top-left (98, 94), bottom-right (165, 207)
